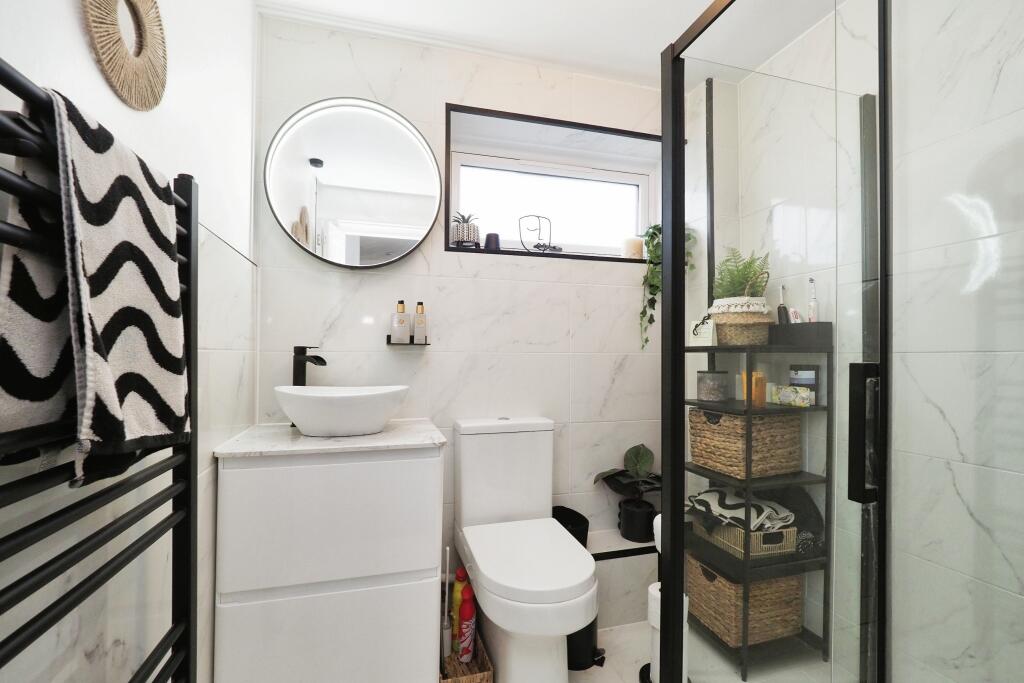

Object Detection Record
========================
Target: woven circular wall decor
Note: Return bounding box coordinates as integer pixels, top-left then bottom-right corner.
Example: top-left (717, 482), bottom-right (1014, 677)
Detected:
top-left (82, 0), bottom-right (167, 111)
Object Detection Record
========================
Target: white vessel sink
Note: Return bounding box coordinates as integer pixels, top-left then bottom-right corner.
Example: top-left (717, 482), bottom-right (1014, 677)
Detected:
top-left (274, 385), bottom-right (409, 437)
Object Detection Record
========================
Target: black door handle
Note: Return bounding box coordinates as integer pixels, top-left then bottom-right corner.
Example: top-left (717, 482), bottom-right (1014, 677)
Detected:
top-left (848, 362), bottom-right (880, 504)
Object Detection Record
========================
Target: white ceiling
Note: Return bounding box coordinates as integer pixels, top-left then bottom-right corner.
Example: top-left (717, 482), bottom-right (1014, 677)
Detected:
top-left (258, 0), bottom-right (839, 88)
top-left (258, 0), bottom-right (709, 87)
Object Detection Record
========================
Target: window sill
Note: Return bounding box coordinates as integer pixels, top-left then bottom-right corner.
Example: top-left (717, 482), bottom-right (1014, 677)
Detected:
top-left (445, 244), bottom-right (645, 264)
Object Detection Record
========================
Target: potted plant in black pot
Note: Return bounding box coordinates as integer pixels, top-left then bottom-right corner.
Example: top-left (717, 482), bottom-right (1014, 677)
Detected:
top-left (593, 444), bottom-right (662, 542)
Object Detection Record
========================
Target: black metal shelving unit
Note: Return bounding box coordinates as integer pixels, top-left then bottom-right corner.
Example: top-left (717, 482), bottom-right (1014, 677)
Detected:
top-left (682, 342), bottom-right (834, 681)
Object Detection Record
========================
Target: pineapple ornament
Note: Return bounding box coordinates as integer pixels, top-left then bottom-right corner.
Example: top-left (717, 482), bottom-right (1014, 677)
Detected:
top-left (451, 212), bottom-right (480, 248)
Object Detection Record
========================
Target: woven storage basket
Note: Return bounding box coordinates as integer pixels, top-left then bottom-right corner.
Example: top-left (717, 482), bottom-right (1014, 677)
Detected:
top-left (688, 409), bottom-right (801, 478)
top-left (714, 311), bottom-right (772, 346)
top-left (693, 524), bottom-right (797, 560)
top-left (710, 273), bottom-right (772, 346)
top-left (440, 634), bottom-right (493, 683)
top-left (686, 553), bottom-right (802, 647)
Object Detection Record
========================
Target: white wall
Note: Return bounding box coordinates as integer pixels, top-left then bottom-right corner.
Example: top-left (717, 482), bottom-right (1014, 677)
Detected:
top-left (254, 14), bottom-right (661, 625)
top-left (889, 1), bottom-right (1024, 680)
top-left (0, 2), bottom-right (257, 681)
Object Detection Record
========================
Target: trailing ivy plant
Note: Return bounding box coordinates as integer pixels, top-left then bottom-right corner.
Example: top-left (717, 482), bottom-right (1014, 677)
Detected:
top-left (712, 248), bottom-right (770, 299)
top-left (640, 225), bottom-right (696, 348)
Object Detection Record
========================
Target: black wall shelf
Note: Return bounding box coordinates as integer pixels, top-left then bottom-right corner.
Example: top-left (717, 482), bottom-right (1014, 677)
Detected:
top-left (685, 399), bottom-right (827, 416)
top-left (683, 462), bottom-right (827, 490)
top-left (386, 335), bottom-right (429, 346)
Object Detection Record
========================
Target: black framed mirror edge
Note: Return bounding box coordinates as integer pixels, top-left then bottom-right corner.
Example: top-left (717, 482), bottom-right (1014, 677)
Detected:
top-left (658, 1), bottom-right (893, 683)
top-left (263, 96), bottom-right (443, 270)
top-left (443, 102), bottom-right (659, 265)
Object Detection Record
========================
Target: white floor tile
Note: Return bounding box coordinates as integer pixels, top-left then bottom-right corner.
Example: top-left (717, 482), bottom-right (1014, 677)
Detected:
top-left (570, 621), bottom-right (834, 683)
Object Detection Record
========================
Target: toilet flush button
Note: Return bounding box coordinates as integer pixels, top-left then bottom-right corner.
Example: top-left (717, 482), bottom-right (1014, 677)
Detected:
top-left (498, 417), bottom-right (510, 420)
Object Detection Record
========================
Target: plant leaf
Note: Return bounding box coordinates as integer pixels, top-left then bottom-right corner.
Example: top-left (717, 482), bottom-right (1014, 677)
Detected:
top-left (593, 467), bottom-right (623, 484)
top-left (623, 443), bottom-right (654, 479)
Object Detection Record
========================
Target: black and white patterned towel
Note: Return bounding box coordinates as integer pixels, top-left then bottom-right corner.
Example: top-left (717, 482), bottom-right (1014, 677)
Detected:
top-left (685, 486), bottom-right (795, 532)
top-left (0, 91), bottom-right (189, 468)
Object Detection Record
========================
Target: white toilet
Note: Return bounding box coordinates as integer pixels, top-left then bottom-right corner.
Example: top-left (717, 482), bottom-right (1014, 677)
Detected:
top-left (454, 417), bottom-right (598, 683)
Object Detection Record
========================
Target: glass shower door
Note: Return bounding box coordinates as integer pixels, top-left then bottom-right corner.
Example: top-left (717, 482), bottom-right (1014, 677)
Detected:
top-left (663, 1), bottom-right (885, 681)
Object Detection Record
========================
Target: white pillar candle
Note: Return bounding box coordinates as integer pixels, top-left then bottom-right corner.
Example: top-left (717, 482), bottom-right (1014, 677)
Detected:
top-left (622, 237), bottom-right (644, 259)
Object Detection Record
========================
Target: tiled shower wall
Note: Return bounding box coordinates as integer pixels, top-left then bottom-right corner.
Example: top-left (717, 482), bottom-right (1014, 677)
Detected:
top-left (889, 1), bottom-right (1024, 680)
top-left (254, 15), bottom-right (663, 543)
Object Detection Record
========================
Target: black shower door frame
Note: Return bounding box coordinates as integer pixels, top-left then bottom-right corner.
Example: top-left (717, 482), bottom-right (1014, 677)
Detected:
top-left (658, 1), bottom-right (893, 681)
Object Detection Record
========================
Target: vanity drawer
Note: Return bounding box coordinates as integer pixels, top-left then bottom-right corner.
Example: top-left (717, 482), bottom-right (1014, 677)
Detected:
top-left (215, 575), bottom-right (439, 683)
top-left (217, 448), bottom-right (442, 594)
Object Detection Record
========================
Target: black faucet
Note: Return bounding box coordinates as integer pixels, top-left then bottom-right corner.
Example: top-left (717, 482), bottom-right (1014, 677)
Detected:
top-left (293, 346), bottom-right (327, 386)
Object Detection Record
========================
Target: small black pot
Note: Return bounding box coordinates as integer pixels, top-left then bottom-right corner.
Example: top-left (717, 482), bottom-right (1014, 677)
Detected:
top-left (618, 498), bottom-right (656, 542)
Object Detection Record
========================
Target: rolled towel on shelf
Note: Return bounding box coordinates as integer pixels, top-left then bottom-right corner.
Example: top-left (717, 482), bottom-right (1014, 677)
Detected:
top-left (684, 486), bottom-right (795, 532)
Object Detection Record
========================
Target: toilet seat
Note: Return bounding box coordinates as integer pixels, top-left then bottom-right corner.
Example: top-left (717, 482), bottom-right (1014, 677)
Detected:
top-left (460, 518), bottom-right (595, 604)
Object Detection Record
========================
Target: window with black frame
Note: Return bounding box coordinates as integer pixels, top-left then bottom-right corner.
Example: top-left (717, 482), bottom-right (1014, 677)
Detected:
top-left (445, 105), bottom-right (661, 262)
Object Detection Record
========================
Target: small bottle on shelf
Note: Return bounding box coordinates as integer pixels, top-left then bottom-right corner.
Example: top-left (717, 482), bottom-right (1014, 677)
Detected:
top-left (390, 300), bottom-right (410, 343)
top-left (413, 301), bottom-right (428, 344)
top-left (777, 285), bottom-right (790, 325)
top-left (807, 277), bottom-right (818, 323)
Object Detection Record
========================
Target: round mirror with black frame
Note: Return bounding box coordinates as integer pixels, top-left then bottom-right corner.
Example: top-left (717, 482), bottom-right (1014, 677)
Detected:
top-left (264, 98), bottom-right (441, 268)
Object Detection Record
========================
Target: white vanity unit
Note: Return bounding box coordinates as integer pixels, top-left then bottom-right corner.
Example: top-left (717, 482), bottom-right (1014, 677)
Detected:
top-left (213, 419), bottom-right (446, 683)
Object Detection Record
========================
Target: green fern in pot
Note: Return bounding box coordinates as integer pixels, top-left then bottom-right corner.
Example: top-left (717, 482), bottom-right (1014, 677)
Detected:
top-left (708, 248), bottom-right (772, 346)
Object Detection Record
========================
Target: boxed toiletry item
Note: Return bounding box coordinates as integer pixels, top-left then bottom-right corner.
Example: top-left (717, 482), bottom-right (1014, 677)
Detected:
top-left (685, 552), bottom-right (802, 648)
top-left (688, 410), bottom-right (801, 478)
top-left (777, 385), bottom-right (814, 408)
top-left (440, 633), bottom-right (493, 683)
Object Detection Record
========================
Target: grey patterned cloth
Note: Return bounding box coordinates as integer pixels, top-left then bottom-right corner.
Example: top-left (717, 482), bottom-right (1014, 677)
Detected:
top-left (685, 486), bottom-right (795, 531)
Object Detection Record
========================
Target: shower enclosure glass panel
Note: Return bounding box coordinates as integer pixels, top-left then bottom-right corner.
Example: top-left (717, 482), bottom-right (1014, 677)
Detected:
top-left (667, 1), bottom-right (882, 681)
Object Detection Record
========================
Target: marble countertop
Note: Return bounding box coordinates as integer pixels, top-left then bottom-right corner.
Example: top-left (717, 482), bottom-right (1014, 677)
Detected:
top-left (214, 419), bottom-right (446, 458)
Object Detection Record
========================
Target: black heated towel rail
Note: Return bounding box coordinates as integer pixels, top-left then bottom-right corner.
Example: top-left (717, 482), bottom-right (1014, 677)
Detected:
top-left (0, 56), bottom-right (198, 682)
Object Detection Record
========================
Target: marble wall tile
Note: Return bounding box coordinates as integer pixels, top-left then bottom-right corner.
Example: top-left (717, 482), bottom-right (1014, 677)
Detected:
top-left (892, 232), bottom-right (1024, 353)
top-left (570, 354), bottom-right (660, 423)
top-left (428, 352), bottom-right (571, 428)
top-left (570, 285), bottom-right (655, 354)
top-left (569, 74), bottom-right (659, 134)
top-left (684, 84), bottom-right (709, 225)
top-left (836, 0), bottom-right (879, 97)
top-left (892, 106), bottom-right (1024, 255)
top-left (891, 0), bottom-right (1024, 157)
top-left (892, 352), bottom-right (1024, 474)
top-left (891, 550), bottom-right (1024, 682)
top-left (259, 267), bottom-right (424, 352)
top-left (428, 278), bottom-right (571, 353)
top-left (197, 351), bottom-right (256, 475)
top-left (595, 553), bottom-right (658, 628)
top-left (759, 12), bottom-right (836, 91)
top-left (198, 227), bottom-right (257, 351)
top-left (893, 449), bottom-right (1024, 595)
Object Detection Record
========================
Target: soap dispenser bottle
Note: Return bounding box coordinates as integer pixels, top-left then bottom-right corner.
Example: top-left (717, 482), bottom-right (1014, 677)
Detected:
top-left (413, 301), bottom-right (428, 344)
top-left (390, 300), bottom-right (410, 343)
